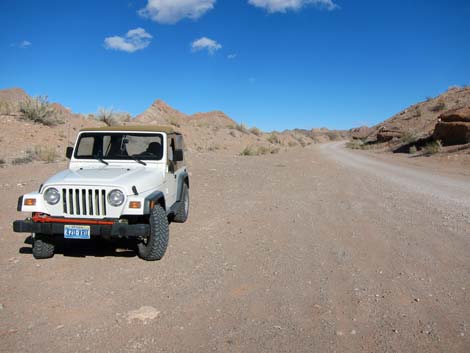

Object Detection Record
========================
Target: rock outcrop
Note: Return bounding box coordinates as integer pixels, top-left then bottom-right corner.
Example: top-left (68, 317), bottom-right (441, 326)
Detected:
top-left (376, 127), bottom-right (402, 142)
top-left (350, 126), bottom-right (373, 140)
top-left (433, 107), bottom-right (470, 145)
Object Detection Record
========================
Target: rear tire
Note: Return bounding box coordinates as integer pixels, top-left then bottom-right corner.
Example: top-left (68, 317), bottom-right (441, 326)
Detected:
top-left (173, 183), bottom-right (189, 223)
top-left (32, 233), bottom-right (55, 259)
top-left (137, 205), bottom-right (169, 261)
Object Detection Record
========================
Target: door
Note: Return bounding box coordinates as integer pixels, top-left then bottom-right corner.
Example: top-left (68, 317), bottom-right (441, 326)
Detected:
top-left (165, 136), bottom-right (178, 207)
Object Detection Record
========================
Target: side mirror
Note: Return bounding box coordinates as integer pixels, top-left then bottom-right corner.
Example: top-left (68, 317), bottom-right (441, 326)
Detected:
top-left (66, 147), bottom-right (74, 159)
top-left (173, 149), bottom-right (184, 162)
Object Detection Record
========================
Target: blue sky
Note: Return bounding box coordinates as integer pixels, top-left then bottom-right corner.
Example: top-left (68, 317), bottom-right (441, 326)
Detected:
top-left (1, 0), bottom-right (469, 131)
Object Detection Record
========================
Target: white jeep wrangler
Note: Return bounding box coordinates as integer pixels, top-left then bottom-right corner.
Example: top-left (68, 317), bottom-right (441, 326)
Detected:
top-left (13, 126), bottom-right (189, 261)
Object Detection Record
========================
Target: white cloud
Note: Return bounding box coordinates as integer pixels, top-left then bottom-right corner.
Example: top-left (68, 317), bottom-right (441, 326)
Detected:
top-left (227, 53), bottom-right (237, 59)
top-left (191, 37), bottom-right (222, 55)
top-left (139, 0), bottom-right (216, 24)
top-left (104, 28), bottom-right (152, 53)
top-left (19, 40), bottom-right (32, 48)
top-left (248, 0), bottom-right (338, 13)
top-left (12, 40), bottom-right (32, 48)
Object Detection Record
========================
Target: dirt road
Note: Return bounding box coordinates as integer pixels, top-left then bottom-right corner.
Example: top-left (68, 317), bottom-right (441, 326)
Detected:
top-left (1, 144), bottom-right (469, 353)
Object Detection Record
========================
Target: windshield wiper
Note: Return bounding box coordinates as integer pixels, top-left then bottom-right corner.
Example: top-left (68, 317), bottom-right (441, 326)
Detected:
top-left (94, 154), bottom-right (109, 165)
top-left (129, 155), bottom-right (147, 166)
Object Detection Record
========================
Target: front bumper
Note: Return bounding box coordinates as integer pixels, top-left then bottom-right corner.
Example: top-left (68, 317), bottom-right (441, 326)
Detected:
top-left (13, 220), bottom-right (149, 238)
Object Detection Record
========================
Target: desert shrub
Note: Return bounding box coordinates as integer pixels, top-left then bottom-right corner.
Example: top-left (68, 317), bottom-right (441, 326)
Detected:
top-left (207, 144), bottom-right (220, 152)
top-left (96, 108), bottom-right (131, 126)
top-left (117, 112), bottom-right (132, 123)
top-left (326, 131), bottom-right (342, 141)
top-left (96, 107), bottom-right (116, 126)
top-left (19, 96), bottom-right (62, 126)
top-left (400, 131), bottom-right (418, 144)
top-left (294, 135), bottom-right (309, 147)
top-left (197, 121), bottom-right (209, 128)
top-left (0, 101), bottom-right (17, 115)
top-left (409, 146), bottom-right (418, 154)
top-left (288, 141), bottom-right (298, 147)
top-left (267, 133), bottom-right (281, 144)
top-left (12, 146), bottom-right (59, 164)
top-left (429, 101), bottom-right (446, 112)
top-left (346, 140), bottom-right (365, 149)
top-left (250, 127), bottom-right (262, 136)
top-left (235, 123), bottom-right (249, 134)
top-left (270, 147), bottom-right (280, 154)
top-left (412, 108), bottom-right (421, 117)
top-left (0, 159), bottom-right (5, 167)
top-left (33, 146), bottom-right (58, 163)
top-left (256, 146), bottom-right (270, 155)
top-left (423, 140), bottom-right (442, 155)
top-left (240, 145), bottom-right (279, 156)
top-left (240, 145), bottom-right (256, 156)
top-left (12, 154), bottom-right (34, 165)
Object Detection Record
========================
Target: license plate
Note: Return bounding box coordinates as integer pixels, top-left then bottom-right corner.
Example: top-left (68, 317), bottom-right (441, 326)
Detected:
top-left (64, 225), bottom-right (90, 239)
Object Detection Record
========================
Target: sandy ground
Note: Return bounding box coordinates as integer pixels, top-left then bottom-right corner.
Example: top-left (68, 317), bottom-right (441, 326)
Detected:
top-left (0, 144), bottom-right (469, 353)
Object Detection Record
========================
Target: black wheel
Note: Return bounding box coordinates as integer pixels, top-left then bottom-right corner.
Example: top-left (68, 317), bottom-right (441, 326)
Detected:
top-left (137, 205), bottom-right (169, 261)
top-left (32, 233), bottom-right (55, 259)
top-left (173, 183), bottom-right (189, 223)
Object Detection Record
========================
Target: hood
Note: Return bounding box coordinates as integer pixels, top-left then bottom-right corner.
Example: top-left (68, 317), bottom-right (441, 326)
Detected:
top-left (43, 166), bottom-right (164, 195)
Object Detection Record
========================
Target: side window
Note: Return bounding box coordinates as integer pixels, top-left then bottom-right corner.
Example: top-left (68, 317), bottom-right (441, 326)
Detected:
top-left (76, 137), bottom-right (94, 157)
top-left (168, 138), bottom-right (175, 161)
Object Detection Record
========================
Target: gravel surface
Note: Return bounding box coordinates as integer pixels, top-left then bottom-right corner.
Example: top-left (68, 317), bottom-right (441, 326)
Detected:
top-left (0, 144), bottom-right (469, 353)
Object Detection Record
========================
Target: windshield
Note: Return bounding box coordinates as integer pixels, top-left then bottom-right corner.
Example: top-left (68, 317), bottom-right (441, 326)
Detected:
top-left (74, 132), bottom-right (164, 161)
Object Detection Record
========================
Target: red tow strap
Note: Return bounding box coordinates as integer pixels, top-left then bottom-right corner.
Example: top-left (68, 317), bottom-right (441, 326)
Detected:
top-left (32, 213), bottom-right (114, 225)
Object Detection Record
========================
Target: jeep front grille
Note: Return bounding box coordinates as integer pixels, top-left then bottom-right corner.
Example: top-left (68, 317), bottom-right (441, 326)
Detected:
top-left (62, 188), bottom-right (107, 217)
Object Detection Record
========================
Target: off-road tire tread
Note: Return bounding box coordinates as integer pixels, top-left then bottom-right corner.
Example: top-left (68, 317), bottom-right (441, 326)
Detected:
top-left (33, 234), bottom-right (55, 259)
top-left (173, 183), bottom-right (189, 223)
top-left (138, 205), bottom-right (169, 261)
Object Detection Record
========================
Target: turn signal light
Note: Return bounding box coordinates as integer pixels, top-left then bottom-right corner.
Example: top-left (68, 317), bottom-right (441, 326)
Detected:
top-left (24, 198), bottom-right (36, 206)
top-left (129, 201), bottom-right (141, 209)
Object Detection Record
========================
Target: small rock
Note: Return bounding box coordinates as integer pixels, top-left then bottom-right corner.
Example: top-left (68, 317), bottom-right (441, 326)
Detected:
top-left (350, 330), bottom-right (356, 335)
top-left (126, 306), bottom-right (160, 323)
top-left (336, 331), bottom-right (344, 336)
top-left (56, 325), bottom-right (64, 330)
top-left (414, 298), bottom-right (420, 303)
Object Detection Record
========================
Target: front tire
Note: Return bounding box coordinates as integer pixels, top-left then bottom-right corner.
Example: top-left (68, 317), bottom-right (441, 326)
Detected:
top-left (137, 205), bottom-right (169, 261)
top-left (32, 233), bottom-right (55, 259)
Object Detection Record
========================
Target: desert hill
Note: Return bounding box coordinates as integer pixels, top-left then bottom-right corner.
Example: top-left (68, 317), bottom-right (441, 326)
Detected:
top-left (352, 86), bottom-right (470, 146)
top-left (134, 99), bottom-right (187, 125)
top-left (0, 87), bottom-right (29, 103)
top-left (0, 88), bottom-right (347, 165)
top-left (135, 99), bottom-right (237, 128)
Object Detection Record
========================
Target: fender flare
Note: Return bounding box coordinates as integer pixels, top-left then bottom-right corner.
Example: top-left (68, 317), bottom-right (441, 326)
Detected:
top-left (176, 171), bottom-right (189, 202)
top-left (143, 191), bottom-right (166, 214)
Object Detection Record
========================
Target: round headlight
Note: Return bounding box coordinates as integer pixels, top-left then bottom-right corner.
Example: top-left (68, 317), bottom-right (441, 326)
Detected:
top-left (44, 188), bottom-right (60, 205)
top-left (107, 189), bottom-right (125, 207)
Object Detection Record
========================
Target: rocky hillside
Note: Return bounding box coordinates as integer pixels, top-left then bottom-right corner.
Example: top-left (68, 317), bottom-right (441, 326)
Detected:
top-left (0, 87), bottom-right (348, 165)
top-left (135, 99), bottom-right (237, 128)
top-left (352, 86), bottom-right (470, 145)
top-left (0, 89), bottom-right (100, 165)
